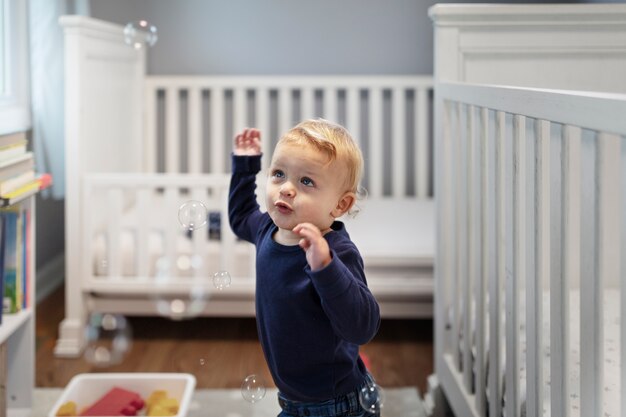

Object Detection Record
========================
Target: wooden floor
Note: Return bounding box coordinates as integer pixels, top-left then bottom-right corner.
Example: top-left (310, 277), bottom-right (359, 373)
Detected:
top-left (36, 285), bottom-right (434, 394)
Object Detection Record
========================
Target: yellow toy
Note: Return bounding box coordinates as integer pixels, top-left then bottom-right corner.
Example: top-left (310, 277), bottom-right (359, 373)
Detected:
top-left (55, 401), bottom-right (77, 416)
top-left (146, 390), bottom-right (179, 416)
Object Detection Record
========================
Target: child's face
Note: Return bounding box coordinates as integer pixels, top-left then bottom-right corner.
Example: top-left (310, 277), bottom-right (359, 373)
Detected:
top-left (266, 141), bottom-right (349, 234)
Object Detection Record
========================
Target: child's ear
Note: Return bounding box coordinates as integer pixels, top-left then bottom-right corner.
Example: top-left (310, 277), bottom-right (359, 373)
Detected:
top-left (331, 192), bottom-right (356, 218)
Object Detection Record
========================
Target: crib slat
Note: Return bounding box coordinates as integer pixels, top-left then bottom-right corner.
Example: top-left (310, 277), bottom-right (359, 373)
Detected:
top-left (166, 87), bottom-right (180, 173)
top-left (489, 110), bottom-right (505, 417)
top-left (392, 87), bottom-right (406, 198)
top-left (144, 83), bottom-right (158, 172)
top-left (233, 87), bottom-right (247, 134)
top-left (369, 88), bottom-right (384, 198)
top-left (619, 137), bottom-right (626, 417)
top-left (440, 99), bottom-right (455, 363)
top-left (582, 132), bottom-right (620, 417)
top-left (191, 187), bottom-right (208, 278)
top-left (416, 88), bottom-right (429, 199)
top-left (164, 187), bottom-right (179, 275)
top-left (461, 103), bottom-right (472, 392)
top-left (188, 88), bottom-right (202, 174)
top-left (136, 188), bottom-right (150, 278)
top-left (301, 87), bottom-right (314, 121)
top-left (278, 87), bottom-right (291, 137)
top-left (505, 114), bottom-right (524, 417)
top-left (211, 88), bottom-right (225, 173)
top-left (256, 88), bottom-right (271, 170)
top-left (528, 119), bottom-right (549, 417)
top-left (553, 125), bottom-right (580, 417)
top-left (219, 184), bottom-right (236, 276)
top-left (452, 102), bottom-right (462, 372)
top-left (494, 111), bottom-right (509, 416)
top-left (346, 87), bottom-right (360, 150)
top-left (106, 188), bottom-right (124, 277)
top-left (323, 87), bottom-right (337, 121)
top-left (474, 106), bottom-right (487, 416)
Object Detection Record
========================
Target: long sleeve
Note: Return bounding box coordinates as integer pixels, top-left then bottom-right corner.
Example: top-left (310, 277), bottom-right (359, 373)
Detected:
top-left (307, 241), bottom-right (381, 345)
top-left (228, 154), bottom-right (265, 244)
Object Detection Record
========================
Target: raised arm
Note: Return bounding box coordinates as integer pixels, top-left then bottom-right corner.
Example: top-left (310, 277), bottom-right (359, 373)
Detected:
top-left (228, 128), bottom-right (266, 243)
top-left (234, 128), bottom-right (261, 156)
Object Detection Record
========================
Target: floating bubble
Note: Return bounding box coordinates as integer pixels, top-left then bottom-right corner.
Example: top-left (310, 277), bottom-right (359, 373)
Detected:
top-left (152, 255), bottom-right (210, 320)
top-left (213, 270), bottom-right (231, 290)
top-left (241, 374), bottom-right (266, 403)
top-left (96, 259), bottom-right (108, 275)
top-left (178, 200), bottom-right (208, 231)
top-left (84, 313), bottom-right (132, 367)
top-left (359, 381), bottom-right (385, 414)
top-left (123, 20), bottom-right (158, 49)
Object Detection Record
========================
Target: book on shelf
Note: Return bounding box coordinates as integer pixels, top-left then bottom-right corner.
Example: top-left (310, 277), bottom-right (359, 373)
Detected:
top-left (0, 131), bottom-right (27, 149)
top-left (0, 171), bottom-right (36, 196)
top-left (0, 341), bottom-right (6, 415)
top-left (0, 142), bottom-right (27, 163)
top-left (23, 209), bottom-right (30, 310)
top-left (0, 173), bottom-right (52, 207)
top-left (0, 155), bottom-right (34, 182)
top-left (1, 210), bottom-right (19, 314)
top-left (0, 152), bottom-right (33, 172)
top-left (0, 216), bottom-right (4, 324)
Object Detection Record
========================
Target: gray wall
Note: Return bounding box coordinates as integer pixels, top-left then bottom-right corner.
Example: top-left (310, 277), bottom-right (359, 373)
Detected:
top-left (90, 0), bottom-right (582, 77)
top-left (37, 0), bottom-right (587, 285)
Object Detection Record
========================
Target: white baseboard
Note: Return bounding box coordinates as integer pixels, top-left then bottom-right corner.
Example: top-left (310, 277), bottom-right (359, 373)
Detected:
top-left (36, 254), bottom-right (65, 303)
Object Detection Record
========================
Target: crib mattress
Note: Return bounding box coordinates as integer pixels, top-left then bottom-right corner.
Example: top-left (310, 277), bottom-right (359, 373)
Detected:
top-left (464, 289), bottom-right (622, 417)
top-left (517, 289), bottom-right (621, 417)
top-left (92, 197), bottom-right (435, 277)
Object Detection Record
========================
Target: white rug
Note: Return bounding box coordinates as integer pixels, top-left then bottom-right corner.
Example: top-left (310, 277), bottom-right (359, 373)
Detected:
top-left (35, 387), bottom-right (426, 417)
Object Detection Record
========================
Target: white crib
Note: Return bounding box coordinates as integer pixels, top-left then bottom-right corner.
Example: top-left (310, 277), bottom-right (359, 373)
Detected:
top-left (54, 16), bottom-right (435, 356)
top-left (428, 4), bottom-right (626, 417)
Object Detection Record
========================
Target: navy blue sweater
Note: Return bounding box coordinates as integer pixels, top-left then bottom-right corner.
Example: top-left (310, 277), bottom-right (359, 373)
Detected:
top-left (228, 154), bottom-right (381, 402)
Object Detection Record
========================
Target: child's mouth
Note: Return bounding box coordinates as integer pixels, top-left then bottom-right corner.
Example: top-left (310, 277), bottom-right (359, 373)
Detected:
top-left (274, 201), bottom-right (293, 214)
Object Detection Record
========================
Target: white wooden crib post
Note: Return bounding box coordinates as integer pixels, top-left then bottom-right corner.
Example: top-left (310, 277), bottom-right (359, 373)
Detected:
top-left (621, 137), bottom-right (626, 417)
top-left (392, 86), bottom-right (407, 198)
top-left (527, 119), bottom-right (550, 417)
top-left (369, 88), bottom-right (383, 198)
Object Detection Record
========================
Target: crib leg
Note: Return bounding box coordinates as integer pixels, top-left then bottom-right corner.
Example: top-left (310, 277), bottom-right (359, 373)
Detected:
top-left (423, 374), bottom-right (455, 417)
top-left (53, 287), bottom-right (87, 357)
top-left (54, 318), bottom-right (85, 357)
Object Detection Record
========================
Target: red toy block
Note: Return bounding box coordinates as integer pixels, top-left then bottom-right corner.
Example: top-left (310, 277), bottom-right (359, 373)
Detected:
top-left (360, 352), bottom-right (371, 370)
top-left (80, 387), bottom-right (145, 416)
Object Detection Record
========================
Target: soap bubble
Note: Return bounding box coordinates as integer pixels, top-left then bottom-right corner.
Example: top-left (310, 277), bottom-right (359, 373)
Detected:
top-left (178, 200), bottom-right (208, 231)
top-left (84, 313), bottom-right (132, 367)
top-left (241, 374), bottom-right (266, 403)
top-left (123, 20), bottom-right (158, 49)
top-left (152, 255), bottom-right (211, 320)
top-left (213, 270), bottom-right (231, 290)
top-left (359, 381), bottom-right (385, 414)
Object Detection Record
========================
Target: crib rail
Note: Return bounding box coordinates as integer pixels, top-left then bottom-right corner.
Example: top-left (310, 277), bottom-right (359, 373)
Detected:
top-left (435, 82), bottom-right (626, 417)
top-left (144, 75), bottom-right (433, 199)
top-left (81, 173), bottom-right (255, 292)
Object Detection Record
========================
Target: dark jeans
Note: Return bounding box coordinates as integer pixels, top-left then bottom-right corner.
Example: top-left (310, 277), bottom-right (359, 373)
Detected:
top-left (277, 375), bottom-right (381, 417)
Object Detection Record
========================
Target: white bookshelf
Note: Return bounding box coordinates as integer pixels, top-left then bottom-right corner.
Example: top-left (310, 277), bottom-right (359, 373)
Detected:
top-left (1, 195), bottom-right (36, 417)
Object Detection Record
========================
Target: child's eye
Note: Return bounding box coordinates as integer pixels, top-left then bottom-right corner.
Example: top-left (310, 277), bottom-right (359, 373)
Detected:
top-left (301, 177), bottom-right (315, 187)
top-left (272, 170), bottom-right (285, 179)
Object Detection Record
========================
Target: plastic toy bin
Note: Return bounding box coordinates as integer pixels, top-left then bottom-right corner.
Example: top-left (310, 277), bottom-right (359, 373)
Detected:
top-left (48, 373), bottom-right (196, 417)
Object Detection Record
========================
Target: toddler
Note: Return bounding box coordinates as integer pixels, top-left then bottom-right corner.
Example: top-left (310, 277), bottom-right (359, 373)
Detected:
top-left (228, 119), bottom-right (381, 417)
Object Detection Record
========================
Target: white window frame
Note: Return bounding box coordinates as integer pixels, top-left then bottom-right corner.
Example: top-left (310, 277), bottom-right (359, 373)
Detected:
top-left (0, 0), bottom-right (31, 134)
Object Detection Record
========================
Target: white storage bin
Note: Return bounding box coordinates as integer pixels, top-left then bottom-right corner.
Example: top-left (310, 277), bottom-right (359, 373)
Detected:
top-left (48, 373), bottom-right (196, 417)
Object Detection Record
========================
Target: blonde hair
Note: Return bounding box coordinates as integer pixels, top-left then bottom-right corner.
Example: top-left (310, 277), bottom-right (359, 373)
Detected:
top-left (277, 118), bottom-right (364, 194)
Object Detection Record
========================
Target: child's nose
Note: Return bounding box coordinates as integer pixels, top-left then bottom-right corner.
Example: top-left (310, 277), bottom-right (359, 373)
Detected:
top-left (279, 182), bottom-right (295, 197)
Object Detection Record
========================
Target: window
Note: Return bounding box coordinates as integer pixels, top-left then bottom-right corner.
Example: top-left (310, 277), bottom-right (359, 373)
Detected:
top-left (0, 0), bottom-right (31, 134)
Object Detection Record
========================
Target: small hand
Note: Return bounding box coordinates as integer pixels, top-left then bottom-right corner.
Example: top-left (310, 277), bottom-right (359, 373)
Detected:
top-left (234, 128), bottom-right (261, 156)
top-left (293, 223), bottom-right (332, 271)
